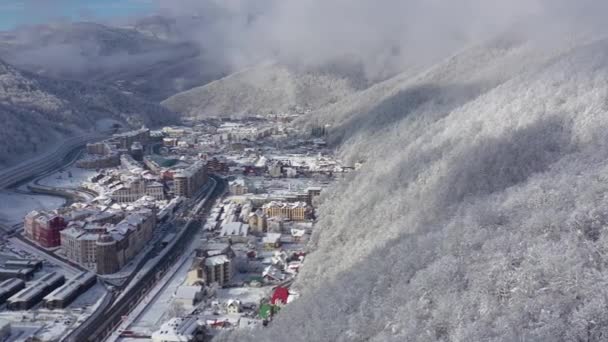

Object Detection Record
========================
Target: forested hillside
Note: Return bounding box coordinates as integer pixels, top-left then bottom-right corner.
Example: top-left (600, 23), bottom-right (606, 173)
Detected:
top-left (162, 63), bottom-right (369, 118)
top-left (0, 22), bottom-right (226, 101)
top-left (0, 58), bottom-right (175, 166)
top-left (220, 34), bottom-right (608, 342)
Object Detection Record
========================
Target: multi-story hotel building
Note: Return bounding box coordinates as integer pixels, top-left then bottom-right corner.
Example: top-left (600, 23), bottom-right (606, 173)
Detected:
top-left (110, 177), bottom-right (165, 203)
top-left (173, 161), bottom-right (208, 198)
top-left (262, 201), bottom-right (311, 221)
top-left (228, 178), bottom-right (249, 195)
top-left (60, 209), bottom-right (156, 274)
top-left (24, 211), bottom-right (67, 248)
top-left (112, 127), bottom-right (150, 150)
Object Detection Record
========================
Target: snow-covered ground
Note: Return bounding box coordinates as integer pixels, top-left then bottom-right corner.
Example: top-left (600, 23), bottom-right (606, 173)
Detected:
top-left (7, 236), bottom-right (80, 278)
top-left (126, 250), bottom-right (197, 334)
top-left (0, 191), bottom-right (64, 225)
top-left (37, 166), bottom-right (97, 189)
top-left (215, 287), bottom-right (270, 305)
top-left (70, 283), bottom-right (107, 309)
top-left (111, 248), bottom-right (198, 342)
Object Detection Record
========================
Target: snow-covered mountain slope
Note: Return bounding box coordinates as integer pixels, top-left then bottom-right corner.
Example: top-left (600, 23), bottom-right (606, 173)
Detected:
top-left (0, 22), bottom-right (226, 101)
top-left (0, 58), bottom-right (176, 166)
top-left (221, 36), bottom-right (608, 341)
top-left (161, 63), bottom-right (369, 117)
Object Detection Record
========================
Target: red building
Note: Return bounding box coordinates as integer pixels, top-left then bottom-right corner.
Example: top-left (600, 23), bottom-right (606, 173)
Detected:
top-left (271, 286), bottom-right (289, 305)
top-left (24, 212), bottom-right (67, 248)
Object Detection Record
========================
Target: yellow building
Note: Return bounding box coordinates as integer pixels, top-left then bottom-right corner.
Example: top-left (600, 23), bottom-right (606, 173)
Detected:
top-left (262, 201), bottom-right (310, 221)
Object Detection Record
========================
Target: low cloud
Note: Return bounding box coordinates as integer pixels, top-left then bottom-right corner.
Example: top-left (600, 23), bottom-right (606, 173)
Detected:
top-left (149, 0), bottom-right (608, 80)
top-left (3, 1), bottom-right (608, 90)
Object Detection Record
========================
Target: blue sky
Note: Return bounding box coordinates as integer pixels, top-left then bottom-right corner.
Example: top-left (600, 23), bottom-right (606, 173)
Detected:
top-left (0, 0), bottom-right (156, 30)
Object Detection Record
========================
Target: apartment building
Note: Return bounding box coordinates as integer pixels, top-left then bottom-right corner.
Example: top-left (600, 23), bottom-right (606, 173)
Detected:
top-left (206, 156), bottom-right (229, 173)
top-left (79, 128), bottom-right (149, 169)
top-left (120, 154), bottom-right (144, 172)
top-left (306, 187), bottom-right (322, 206)
top-left (112, 127), bottom-right (150, 150)
top-left (204, 255), bottom-right (233, 287)
top-left (60, 209), bottom-right (156, 274)
top-left (173, 161), bottom-right (208, 198)
top-left (228, 178), bottom-right (249, 195)
top-left (24, 211), bottom-right (67, 248)
top-left (248, 210), bottom-right (268, 233)
top-left (110, 177), bottom-right (165, 203)
top-left (262, 201), bottom-right (311, 221)
top-left (86, 142), bottom-right (112, 155)
top-left (268, 161), bottom-right (283, 178)
top-left (76, 152), bottom-right (120, 169)
top-left (60, 228), bottom-right (100, 270)
top-left (186, 246), bottom-right (235, 288)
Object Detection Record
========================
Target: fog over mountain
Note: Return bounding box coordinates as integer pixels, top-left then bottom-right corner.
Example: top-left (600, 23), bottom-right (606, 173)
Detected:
top-left (0, 21), bottom-right (227, 101)
top-left (151, 0), bottom-right (608, 80)
top-left (0, 57), bottom-right (175, 166)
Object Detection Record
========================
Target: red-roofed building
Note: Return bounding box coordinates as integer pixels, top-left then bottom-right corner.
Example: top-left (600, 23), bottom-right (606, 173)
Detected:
top-left (24, 211), bottom-right (67, 248)
top-left (271, 287), bottom-right (289, 305)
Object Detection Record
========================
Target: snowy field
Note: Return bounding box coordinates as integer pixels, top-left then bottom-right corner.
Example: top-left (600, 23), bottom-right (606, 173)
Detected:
top-left (216, 287), bottom-right (270, 305)
top-left (0, 191), bottom-right (64, 225)
top-left (37, 167), bottom-right (97, 189)
top-left (125, 250), bottom-right (196, 335)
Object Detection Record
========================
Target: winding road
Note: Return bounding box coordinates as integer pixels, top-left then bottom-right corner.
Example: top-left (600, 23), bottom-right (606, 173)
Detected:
top-left (0, 134), bottom-right (103, 190)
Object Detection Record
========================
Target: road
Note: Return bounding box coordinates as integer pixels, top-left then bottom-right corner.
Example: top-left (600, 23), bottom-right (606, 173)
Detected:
top-left (0, 145), bottom-right (95, 236)
top-left (63, 175), bottom-right (226, 342)
top-left (0, 134), bottom-right (103, 189)
top-left (15, 147), bottom-right (98, 205)
top-left (113, 249), bottom-right (197, 340)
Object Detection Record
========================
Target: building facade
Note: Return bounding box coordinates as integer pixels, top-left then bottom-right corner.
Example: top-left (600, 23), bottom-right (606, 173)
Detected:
top-left (205, 255), bottom-right (233, 287)
top-left (60, 209), bottom-right (156, 274)
top-left (229, 178), bottom-right (249, 195)
top-left (24, 211), bottom-right (67, 248)
top-left (262, 201), bottom-right (311, 221)
top-left (112, 128), bottom-right (150, 150)
top-left (247, 211), bottom-right (268, 233)
top-left (173, 161), bottom-right (208, 198)
top-left (187, 254), bottom-right (234, 288)
top-left (110, 177), bottom-right (165, 203)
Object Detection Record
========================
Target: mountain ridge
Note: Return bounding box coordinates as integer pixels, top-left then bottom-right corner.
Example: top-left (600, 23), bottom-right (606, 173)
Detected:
top-left (0, 57), bottom-right (176, 166)
top-left (0, 21), bottom-right (227, 101)
top-left (161, 62), bottom-right (369, 117)
top-left (219, 34), bottom-right (608, 342)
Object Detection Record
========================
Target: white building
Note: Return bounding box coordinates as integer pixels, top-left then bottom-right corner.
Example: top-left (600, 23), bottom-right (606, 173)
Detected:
top-left (262, 233), bottom-right (282, 250)
top-left (225, 299), bottom-right (241, 314)
top-left (228, 178), bottom-right (249, 195)
top-left (174, 286), bottom-right (204, 308)
top-left (151, 317), bottom-right (204, 342)
top-left (220, 222), bottom-right (249, 242)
